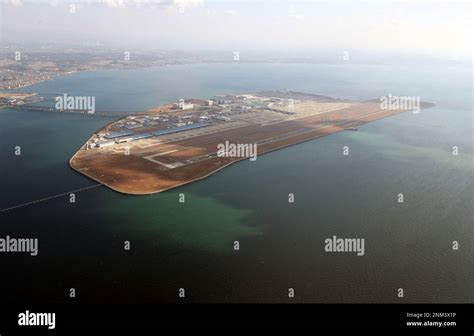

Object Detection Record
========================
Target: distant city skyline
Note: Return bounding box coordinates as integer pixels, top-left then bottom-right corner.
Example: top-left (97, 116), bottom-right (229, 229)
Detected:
top-left (1, 0), bottom-right (472, 62)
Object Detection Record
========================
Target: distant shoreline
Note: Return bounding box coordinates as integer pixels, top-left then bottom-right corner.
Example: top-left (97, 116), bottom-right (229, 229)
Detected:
top-left (3, 59), bottom-right (471, 92)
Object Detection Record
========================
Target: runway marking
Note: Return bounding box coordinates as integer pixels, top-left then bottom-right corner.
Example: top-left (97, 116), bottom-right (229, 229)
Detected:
top-left (150, 149), bottom-right (179, 156)
top-left (143, 152), bottom-right (184, 168)
top-left (0, 184), bottom-right (102, 213)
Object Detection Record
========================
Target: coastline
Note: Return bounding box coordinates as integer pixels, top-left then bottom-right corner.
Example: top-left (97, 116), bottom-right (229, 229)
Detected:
top-left (69, 98), bottom-right (435, 195)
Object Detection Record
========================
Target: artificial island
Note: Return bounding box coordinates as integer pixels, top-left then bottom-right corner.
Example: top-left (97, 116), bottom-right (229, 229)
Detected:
top-left (70, 91), bottom-right (434, 194)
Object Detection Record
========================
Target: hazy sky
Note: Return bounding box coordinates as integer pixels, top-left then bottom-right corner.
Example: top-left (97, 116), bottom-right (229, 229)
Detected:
top-left (1, 0), bottom-right (472, 60)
